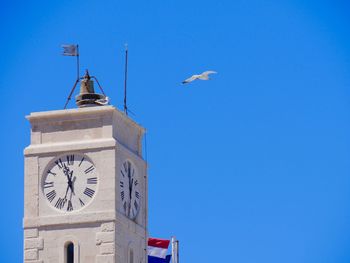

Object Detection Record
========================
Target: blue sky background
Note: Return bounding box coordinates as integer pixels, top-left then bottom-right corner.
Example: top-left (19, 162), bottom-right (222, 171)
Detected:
top-left (1, 0), bottom-right (350, 262)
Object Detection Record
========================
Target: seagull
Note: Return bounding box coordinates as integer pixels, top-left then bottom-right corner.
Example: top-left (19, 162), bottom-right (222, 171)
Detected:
top-left (182, 71), bottom-right (217, 84)
top-left (95, 96), bottom-right (109, 105)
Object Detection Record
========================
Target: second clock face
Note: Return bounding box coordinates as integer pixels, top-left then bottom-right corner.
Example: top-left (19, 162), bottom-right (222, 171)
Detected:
top-left (42, 153), bottom-right (98, 212)
top-left (119, 160), bottom-right (141, 220)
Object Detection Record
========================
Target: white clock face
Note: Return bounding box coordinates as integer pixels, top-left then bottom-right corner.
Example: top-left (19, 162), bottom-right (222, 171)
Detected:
top-left (119, 160), bottom-right (141, 220)
top-left (42, 153), bottom-right (98, 212)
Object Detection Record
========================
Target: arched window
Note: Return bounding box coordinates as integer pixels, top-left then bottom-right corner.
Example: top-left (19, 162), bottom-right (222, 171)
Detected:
top-left (65, 242), bottom-right (74, 263)
top-left (129, 249), bottom-right (134, 263)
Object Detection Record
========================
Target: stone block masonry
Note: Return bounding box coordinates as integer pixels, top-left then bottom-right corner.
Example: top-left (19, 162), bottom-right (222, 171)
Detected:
top-left (24, 228), bottom-right (43, 263)
top-left (96, 221), bottom-right (116, 262)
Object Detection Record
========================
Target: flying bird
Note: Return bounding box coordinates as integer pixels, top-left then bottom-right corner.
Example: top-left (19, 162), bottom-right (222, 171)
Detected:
top-left (182, 71), bottom-right (217, 84)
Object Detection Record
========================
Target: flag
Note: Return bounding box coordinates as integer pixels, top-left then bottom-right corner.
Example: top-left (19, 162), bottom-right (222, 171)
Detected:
top-left (62, 44), bottom-right (78, 56)
top-left (149, 255), bottom-right (171, 263)
top-left (148, 238), bottom-right (171, 263)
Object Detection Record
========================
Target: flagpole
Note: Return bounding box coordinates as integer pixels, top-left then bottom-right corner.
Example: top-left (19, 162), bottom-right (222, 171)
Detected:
top-left (171, 237), bottom-right (175, 263)
top-left (176, 239), bottom-right (179, 263)
top-left (124, 43), bottom-right (128, 115)
top-left (76, 44), bottom-right (80, 80)
top-left (171, 237), bottom-right (179, 263)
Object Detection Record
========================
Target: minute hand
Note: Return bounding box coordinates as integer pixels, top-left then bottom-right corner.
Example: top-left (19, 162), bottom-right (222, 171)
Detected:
top-left (129, 177), bottom-right (133, 200)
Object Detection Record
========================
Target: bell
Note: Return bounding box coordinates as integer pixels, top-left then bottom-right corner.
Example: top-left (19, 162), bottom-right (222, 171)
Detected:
top-left (80, 71), bottom-right (95, 94)
top-left (75, 70), bottom-right (106, 108)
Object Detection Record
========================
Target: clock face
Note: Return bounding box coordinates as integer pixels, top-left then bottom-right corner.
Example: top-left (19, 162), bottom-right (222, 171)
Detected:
top-left (42, 153), bottom-right (98, 212)
top-left (119, 160), bottom-right (141, 220)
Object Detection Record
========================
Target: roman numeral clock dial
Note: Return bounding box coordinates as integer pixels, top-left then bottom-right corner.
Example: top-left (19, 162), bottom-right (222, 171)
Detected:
top-left (42, 154), bottom-right (99, 212)
top-left (119, 160), bottom-right (141, 220)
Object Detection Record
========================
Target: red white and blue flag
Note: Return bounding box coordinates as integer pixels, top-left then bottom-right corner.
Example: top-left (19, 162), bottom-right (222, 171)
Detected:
top-left (148, 238), bottom-right (171, 263)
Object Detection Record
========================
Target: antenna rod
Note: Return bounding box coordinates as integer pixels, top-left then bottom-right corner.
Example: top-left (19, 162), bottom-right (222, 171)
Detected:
top-left (64, 78), bottom-right (80, 109)
top-left (76, 45), bottom-right (80, 80)
top-left (124, 44), bottom-right (128, 115)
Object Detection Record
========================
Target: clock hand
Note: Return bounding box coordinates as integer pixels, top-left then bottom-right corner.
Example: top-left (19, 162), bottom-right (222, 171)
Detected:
top-left (69, 184), bottom-right (74, 200)
top-left (127, 164), bottom-right (132, 216)
top-left (70, 175), bottom-right (76, 195)
top-left (128, 177), bottom-right (134, 216)
top-left (61, 164), bottom-right (70, 195)
top-left (63, 164), bottom-right (72, 184)
top-left (63, 165), bottom-right (75, 199)
top-left (64, 184), bottom-right (70, 200)
top-left (128, 163), bottom-right (133, 197)
top-left (67, 170), bottom-right (75, 194)
top-left (68, 169), bottom-right (72, 180)
top-left (63, 163), bottom-right (69, 175)
top-left (130, 178), bottom-right (133, 198)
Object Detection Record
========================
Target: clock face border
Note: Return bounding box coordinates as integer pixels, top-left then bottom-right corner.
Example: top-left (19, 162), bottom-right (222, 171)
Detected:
top-left (119, 159), bottom-right (141, 220)
top-left (41, 153), bottom-right (99, 213)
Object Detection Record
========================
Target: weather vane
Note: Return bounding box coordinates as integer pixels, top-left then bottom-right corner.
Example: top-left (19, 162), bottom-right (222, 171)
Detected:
top-left (62, 44), bottom-right (80, 80)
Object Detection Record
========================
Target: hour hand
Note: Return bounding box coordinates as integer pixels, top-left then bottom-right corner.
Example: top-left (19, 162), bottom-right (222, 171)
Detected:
top-left (70, 176), bottom-right (76, 195)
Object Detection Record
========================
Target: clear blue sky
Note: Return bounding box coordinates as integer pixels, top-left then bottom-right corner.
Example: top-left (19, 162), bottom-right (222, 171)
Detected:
top-left (1, 0), bottom-right (350, 262)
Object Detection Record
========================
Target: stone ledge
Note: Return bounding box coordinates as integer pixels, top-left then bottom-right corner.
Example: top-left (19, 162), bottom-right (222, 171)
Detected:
top-left (26, 106), bottom-right (115, 121)
top-left (24, 138), bottom-right (117, 156)
top-left (23, 211), bottom-right (116, 228)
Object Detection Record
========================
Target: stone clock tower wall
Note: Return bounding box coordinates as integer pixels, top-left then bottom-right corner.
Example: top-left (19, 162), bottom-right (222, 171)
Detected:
top-left (24, 106), bottom-right (148, 263)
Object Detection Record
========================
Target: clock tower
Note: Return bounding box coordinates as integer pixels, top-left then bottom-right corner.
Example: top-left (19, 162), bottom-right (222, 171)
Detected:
top-left (23, 75), bottom-right (148, 263)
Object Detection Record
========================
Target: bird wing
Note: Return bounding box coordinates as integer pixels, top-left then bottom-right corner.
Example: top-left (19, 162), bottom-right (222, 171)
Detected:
top-left (198, 74), bottom-right (209, 80)
top-left (182, 75), bottom-right (199, 84)
top-left (95, 96), bottom-right (109, 105)
top-left (201, 71), bottom-right (217, 76)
